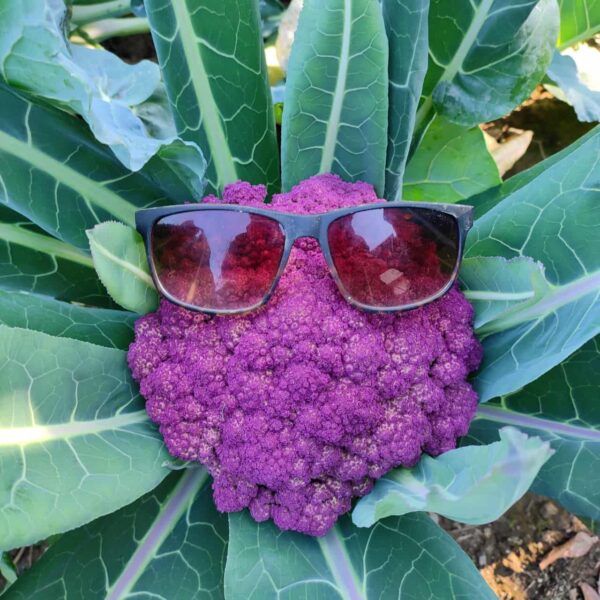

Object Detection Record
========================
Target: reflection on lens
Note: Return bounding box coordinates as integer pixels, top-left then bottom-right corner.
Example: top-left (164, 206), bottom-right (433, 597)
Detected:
top-left (327, 207), bottom-right (459, 308)
top-left (151, 210), bottom-right (285, 311)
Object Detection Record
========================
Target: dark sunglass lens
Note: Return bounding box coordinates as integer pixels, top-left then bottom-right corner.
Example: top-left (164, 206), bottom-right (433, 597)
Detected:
top-left (327, 207), bottom-right (459, 309)
top-left (151, 210), bottom-right (285, 311)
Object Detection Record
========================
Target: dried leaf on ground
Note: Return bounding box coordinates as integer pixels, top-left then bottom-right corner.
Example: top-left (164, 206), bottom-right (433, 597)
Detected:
top-left (579, 581), bottom-right (600, 600)
top-left (539, 532), bottom-right (599, 570)
top-left (483, 128), bottom-right (534, 176)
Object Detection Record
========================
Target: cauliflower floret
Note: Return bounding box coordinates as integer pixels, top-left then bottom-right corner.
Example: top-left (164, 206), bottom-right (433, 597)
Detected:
top-left (128, 174), bottom-right (482, 536)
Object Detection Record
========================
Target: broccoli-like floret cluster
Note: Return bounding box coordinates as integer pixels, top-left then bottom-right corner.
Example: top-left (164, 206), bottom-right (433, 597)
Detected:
top-left (128, 174), bottom-right (482, 536)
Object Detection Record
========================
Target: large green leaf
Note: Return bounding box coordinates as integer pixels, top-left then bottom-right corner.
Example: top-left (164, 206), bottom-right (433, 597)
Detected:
top-left (0, 205), bottom-right (112, 307)
top-left (403, 115), bottom-right (500, 202)
top-left (0, 290), bottom-right (135, 350)
top-left (352, 428), bottom-right (552, 528)
top-left (281, 0), bottom-right (389, 194)
top-left (546, 50), bottom-right (600, 122)
top-left (465, 126), bottom-right (600, 401)
top-left (5, 469), bottom-right (228, 600)
top-left (0, 0), bottom-right (206, 190)
top-left (146, 0), bottom-right (279, 196)
top-left (87, 222), bottom-right (158, 314)
top-left (558, 0), bottom-right (600, 48)
top-left (382, 0), bottom-right (429, 201)
top-left (465, 336), bottom-right (600, 522)
top-left (0, 83), bottom-right (196, 250)
top-left (415, 0), bottom-right (559, 131)
top-left (0, 326), bottom-right (169, 550)
top-left (225, 511), bottom-right (495, 599)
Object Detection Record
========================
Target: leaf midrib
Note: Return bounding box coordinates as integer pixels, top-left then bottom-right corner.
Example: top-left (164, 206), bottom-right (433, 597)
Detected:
top-left (414, 0), bottom-right (495, 132)
top-left (88, 234), bottom-right (154, 287)
top-left (319, 0), bottom-right (352, 174)
top-left (476, 404), bottom-right (600, 441)
top-left (0, 222), bottom-right (94, 267)
top-left (105, 469), bottom-right (208, 600)
top-left (477, 269), bottom-right (600, 336)
top-left (170, 0), bottom-right (238, 192)
top-left (0, 130), bottom-right (137, 227)
top-left (0, 410), bottom-right (148, 447)
top-left (317, 526), bottom-right (365, 600)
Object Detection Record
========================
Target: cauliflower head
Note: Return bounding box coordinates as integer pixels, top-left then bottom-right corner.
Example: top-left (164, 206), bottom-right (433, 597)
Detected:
top-left (128, 174), bottom-right (482, 536)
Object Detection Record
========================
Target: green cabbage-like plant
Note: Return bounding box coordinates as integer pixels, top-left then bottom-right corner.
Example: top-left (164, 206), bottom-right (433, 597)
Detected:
top-left (0, 0), bottom-right (599, 597)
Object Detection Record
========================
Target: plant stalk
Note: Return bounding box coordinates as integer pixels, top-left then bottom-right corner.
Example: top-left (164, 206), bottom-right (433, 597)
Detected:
top-left (71, 0), bottom-right (132, 26)
top-left (79, 17), bottom-right (150, 42)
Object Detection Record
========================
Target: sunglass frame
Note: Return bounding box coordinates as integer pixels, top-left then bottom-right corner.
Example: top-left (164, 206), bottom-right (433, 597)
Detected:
top-left (136, 201), bottom-right (474, 315)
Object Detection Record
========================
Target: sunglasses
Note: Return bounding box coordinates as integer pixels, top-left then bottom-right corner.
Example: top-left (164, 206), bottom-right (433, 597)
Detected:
top-left (136, 202), bottom-right (474, 315)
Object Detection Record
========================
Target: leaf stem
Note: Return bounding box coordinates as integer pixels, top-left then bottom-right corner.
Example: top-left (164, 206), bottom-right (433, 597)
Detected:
top-left (79, 17), bottom-right (150, 43)
top-left (71, 0), bottom-right (133, 26)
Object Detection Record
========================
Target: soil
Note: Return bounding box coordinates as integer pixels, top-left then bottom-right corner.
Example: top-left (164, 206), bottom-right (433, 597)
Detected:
top-left (439, 494), bottom-right (600, 600)
top-left (102, 33), bottom-right (157, 63)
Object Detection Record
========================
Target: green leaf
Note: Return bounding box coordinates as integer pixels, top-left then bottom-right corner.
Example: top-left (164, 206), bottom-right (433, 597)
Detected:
top-left (460, 256), bottom-right (545, 330)
top-left (546, 51), bottom-right (600, 122)
top-left (0, 553), bottom-right (16, 589)
top-left (0, 205), bottom-right (113, 308)
top-left (463, 125), bottom-right (600, 219)
top-left (5, 470), bottom-right (229, 600)
top-left (0, 0), bottom-right (206, 190)
top-left (353, 428), bottom-right (552, 528)
top-left (0, 83), bottom-right (196, 250)
top-left (465, 126), bottom-right (600, 401)
top-left (146, 0), bottom-right (280, 196)
top-left (225, 512), bottom-right (495, 599)
top-left (87, 222), bottom-right (158, 315)
top-left (282, 0), bottom-right (389, 194)
top-left (403, 115), bottom-right (500, 202)
top-left (465, 336), bottom-right (600, 522)
top-left (0, 325), bottom-right (169, 550)
top-left (558, 0), bottom-right (600, 49)
top-left (382, 0), bottom-right (429, 201)
top-left (260, 0), bottom-right (285, 38)
top-left (0, 290), bottom-right (135, 350)
top-left (415, 0), bottom-right (559, 131)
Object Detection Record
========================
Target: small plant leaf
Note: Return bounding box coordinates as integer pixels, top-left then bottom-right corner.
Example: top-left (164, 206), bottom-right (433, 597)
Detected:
top-left (416, 0), bottom-right (559, 131)
top-left (403, 115), bottom-right (500, 202)
top-left (146, 0), bottom-right (280, 195)
top-left (466, 336), bottom-right (600, 522)
top-left (546, 51), bottom-right (600, 123)
top-left (225, 512), bottom-right (496, 599)
top-left (0, 289), bottom-right (135, 350)
top-left (460, 256), bottom-right (546, 330)
top-left (0, 205), bottom-right (112, 308)
top-left (0, 326), bottom-right (169, 550)
top-left (0, 553), bottom-right (17, 588)
top-left (87, 222), bottom-right (158, 315)
top-left (383, 0), bottom-right (429, 201)
top-left (4, 470), bottom-right (228, 599)
top-left (353, 427), bottom-right (552, 528)
top-left (466, 126), bottom-right (600, 401)
top-left (282, 0), bottom-right (389, 194)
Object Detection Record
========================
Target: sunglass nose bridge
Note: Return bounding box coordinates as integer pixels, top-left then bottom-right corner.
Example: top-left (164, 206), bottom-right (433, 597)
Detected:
top-left (287, 213), bottom-right (323, 241)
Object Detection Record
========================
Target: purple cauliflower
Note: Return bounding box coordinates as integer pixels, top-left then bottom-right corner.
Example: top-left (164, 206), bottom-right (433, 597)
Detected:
top-left (128, 174), bottom-right (482, 536)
